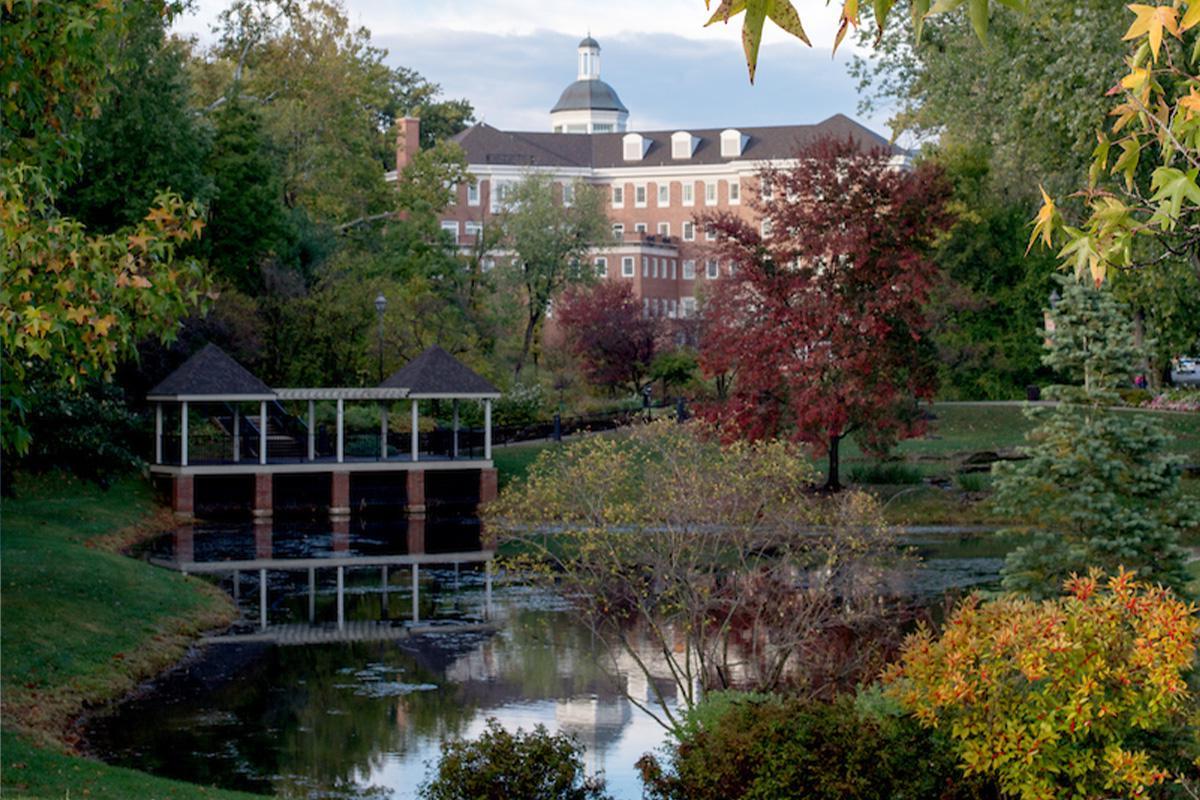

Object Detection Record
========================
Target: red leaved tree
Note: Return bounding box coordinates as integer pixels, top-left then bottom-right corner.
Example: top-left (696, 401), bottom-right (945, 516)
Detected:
top-left (699, 137), bottom-right (952, 490)
top-left (558, 281), bottom-right (661, 395)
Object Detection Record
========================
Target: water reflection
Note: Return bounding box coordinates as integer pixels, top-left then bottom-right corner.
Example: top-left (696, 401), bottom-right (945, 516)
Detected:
top-left (95, 518), bottom-right (680, 799)
top-left (87, 520), bottom-right (1014, 799)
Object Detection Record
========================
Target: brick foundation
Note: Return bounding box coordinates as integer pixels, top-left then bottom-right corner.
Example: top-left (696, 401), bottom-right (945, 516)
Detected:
top-left (406, 515), bottom-right (426, 555)
top-left (479, 468), bottom-right (498, 506)
top-left (330, 472), bottom-right (350, 517)
top-left (405, 470), bottom-right (426, 515)
top-left (172, 475), bottom-right (194, 520)
top-left (252, 473), bottom-right (273, 518)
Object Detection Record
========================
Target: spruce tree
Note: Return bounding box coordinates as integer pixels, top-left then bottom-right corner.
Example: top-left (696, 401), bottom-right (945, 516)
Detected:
top-left (992, 275), bottom-right (1195, 598)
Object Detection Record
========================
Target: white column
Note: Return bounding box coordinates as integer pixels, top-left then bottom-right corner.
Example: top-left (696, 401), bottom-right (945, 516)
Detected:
top-left (412, 564), bottom-right (419, 623)
top-left (180, 401), bottom-right (189, 467)
top-left (155, 403), bottom-right (163, 464)
top-left (484, 399), bottom-right (492, 460)
top-left (336, 566), bottom-right (345, 629)
top-left (259, 568), bottom-right (268, 630)
top-left (307, 567), bottom-right (316, 622)
top-left (307, 400), bottom-right (315, 461)
top-left (410, 399), bottom-right (419, 462)
top-left (380, 404), bottom-right (389, 460)
top-left (259, 400), bottom-right (268, 465)
top-left (452, 400), bottom-right (460, 459)
top-left (336, 398), bottom-right (344, 464)
top-left (232, 406), bottom-right (240, 463)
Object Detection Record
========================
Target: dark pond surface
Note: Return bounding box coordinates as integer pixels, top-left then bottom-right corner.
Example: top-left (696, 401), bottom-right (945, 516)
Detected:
top-left (85, 517), bottom-right (1018, 799)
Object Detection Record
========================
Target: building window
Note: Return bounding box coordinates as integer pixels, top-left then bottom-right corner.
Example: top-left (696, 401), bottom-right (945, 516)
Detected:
top-left (682, 221), bottom-right (695, 241)
top-left (670, 259), bottom-right (677, 279)
top-left (706, 259), bottom-right (718, 279)
top-left (657, 183), bottom-right (670, 207)
top-left (465, 221), bottom-right (482, 239)
top-left (441, 220), bottom-right (459, 242)
top-left (467, 182), bottom-right (480, 206)
top-left (705, 224), bottom-right (716, 241)
top-left (643, 297), bottom-right (650, 316)
top-left (682, 259), bottom-right (696, 280)
top-left (705, 181), bottom-right (717, 206)
top-left (482, 257), bottom-right (496, 272)
top-left (490, 181), bottom-right (511, 212)
top-left (657, 222), bottom-right (670, 237)
top-left (593, 123), bottom-right (613, 133)
top-left (682, 296), bottom-right (696, 317)
top-left (652, 298), bottom-right (660, 316)
top-left (669, 299), bottom-right (677, 317)
top-left (622, 256), bottom-right (635, 277)
top-left (595, 256), bottom-right (608, 277)
top-left (728, 179), bottom-right (740, 204)
top-left (653, 257), bottom-right (660, 278)
top-left (635, 184), bottom-right (647, 207)
top-left (682, 183), bottom-right (695, 206)
top-left (761, 219), bottom-right (773, 238)
top-left (634, 222), bottom-right (648, 233)
top-left (759, 176), bottom-right (772, 201)
top-left (612, 223), bottom-right (625, 241)
top-left (642, 256), bottom-right (649, 277)
top-left (562, 182), bottom-right (575, 206)
top-left (612, 185), bottom-right (624, 207)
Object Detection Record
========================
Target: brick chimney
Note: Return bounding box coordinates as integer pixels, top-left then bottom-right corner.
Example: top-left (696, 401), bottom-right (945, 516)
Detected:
top-left (396, 117), bottom-right (420, 171)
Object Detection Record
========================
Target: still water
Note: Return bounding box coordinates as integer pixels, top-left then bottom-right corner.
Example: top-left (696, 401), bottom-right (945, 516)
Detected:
top-left (84, 517), bottom-right (1013, 799)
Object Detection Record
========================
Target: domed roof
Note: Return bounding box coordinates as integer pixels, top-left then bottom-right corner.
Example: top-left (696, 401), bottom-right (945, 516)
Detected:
top-left (579, 35), bottom-right (600, 49)
top-left (551, 79), bottom-right (627, 113)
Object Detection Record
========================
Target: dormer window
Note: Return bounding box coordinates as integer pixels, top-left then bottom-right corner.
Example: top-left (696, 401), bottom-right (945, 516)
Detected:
top-left (671, 131), bottom-right (698, 159)
top-left (623, 133), bottom-right (648, 161)
top-left (720, 128), bottom-right (748, 157)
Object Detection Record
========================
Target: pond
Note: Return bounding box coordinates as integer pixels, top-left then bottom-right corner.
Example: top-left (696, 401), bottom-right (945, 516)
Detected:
top-left (84, 516), bottom-right (1017, 799)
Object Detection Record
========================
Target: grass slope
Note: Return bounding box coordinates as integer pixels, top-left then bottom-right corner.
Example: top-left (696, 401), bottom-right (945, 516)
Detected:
top-left (1, 473), bottom-right (257, 799)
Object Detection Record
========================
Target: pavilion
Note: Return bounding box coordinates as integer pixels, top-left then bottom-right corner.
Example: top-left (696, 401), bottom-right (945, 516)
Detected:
top-left (147, 344), bottom-right (500, 519)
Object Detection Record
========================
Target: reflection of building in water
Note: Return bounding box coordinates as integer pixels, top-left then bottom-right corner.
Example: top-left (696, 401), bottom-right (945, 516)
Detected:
top-left (556, 693), bottom-right (633, 776)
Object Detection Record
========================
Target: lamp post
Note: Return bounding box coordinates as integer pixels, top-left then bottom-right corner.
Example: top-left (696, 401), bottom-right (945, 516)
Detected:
top-left (374, 292), bottom-right (387, 384)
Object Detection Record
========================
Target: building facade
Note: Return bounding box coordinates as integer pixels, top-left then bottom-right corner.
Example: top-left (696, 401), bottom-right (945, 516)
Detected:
top-left (397, 36), bottom-right (906, 320)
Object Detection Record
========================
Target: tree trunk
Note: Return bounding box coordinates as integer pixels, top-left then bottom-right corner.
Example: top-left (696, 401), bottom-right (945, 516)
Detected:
top-left (824, 434), bottom-right (842, 492)
top-left (514, 311), bottom-right (537, 379)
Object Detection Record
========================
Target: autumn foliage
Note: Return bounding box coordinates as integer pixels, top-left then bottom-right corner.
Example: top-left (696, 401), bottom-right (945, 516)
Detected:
top-left (886, 570), bottom-right (1199, 800)
top-left (698, 137), bottom-right (952, 488)
top-left (557, 281), bottom-right (660, 395)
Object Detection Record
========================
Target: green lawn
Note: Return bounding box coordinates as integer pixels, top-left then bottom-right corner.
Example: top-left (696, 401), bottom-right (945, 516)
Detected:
top-left (493, 440), bottom-right (561, 489)
top-left (1, 473), bottom-right (256, 799)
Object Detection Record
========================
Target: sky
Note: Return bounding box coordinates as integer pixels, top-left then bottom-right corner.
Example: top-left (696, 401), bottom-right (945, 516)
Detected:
top-left (173, 0), bottom-right (899, 138)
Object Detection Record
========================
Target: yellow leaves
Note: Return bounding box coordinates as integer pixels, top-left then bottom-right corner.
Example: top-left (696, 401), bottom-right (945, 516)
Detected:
top-left (1180, 86), bottom-right (1200, 119)
top-left (1027, 184), bottom-right (1057, 254)
top-left (144, 206), bottom-right (175, 226)
top-left (834, 0), bottom-right (859, 55)
top-left (64, 304), bottom-right (92, 324)
top-left (703, 0), bottom-right (816, 82)
top-left (1182, 0), bottom-right (1200, 31)
top-left (126, 232), bottom-right (152, 251)
top-left (90, 313), bottom-right (117, 337)
top-left (1123, 4), bottom-right (1180, 62)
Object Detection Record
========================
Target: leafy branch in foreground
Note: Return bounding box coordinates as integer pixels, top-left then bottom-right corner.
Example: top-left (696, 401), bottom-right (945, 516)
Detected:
top-left (703, 0), bottom-right (1034, 82)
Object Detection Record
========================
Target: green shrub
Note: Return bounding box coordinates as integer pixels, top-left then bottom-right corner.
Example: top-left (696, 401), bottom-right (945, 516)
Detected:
top-left (638, 692), bottom-right (993, 800)
top-left (1118, 387), bottom-right (1153, 407)
top-left (954, 472), bottom-right (989, 492)
top-left (494, 382), bottom-right (546, 426)
top-left (420, 718), bottom-right (610, 800)
top-left (846, 461), bottom-right (923, 485)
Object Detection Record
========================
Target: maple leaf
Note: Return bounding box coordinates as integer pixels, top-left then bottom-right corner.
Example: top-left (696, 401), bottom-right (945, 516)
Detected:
top-left (1122, 4), bottom-right (1180, 62)
top-left (1182, 0), bottom-right (1200, 31)
top-left (705, 0), bottom-right (811, 83)
top-left (1179, 86), bottom-right (1200, 119)
top-left (1027, 185), bottom-right (1057, 253)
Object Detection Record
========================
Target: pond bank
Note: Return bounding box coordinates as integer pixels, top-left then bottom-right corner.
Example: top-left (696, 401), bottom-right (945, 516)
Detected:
top-left (0, 473), bottom-right (259, 799)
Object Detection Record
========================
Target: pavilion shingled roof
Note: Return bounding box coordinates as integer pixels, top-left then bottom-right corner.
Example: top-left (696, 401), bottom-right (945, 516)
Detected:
top-left (380, 346), bottom-right (499, 396)
top-left (148, 343), bottom-right (274, 399)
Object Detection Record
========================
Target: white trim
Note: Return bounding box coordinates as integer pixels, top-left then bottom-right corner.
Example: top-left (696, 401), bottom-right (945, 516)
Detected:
top-left (307, 400), bottom-right (315, 460)
top-left (155, 403), bottom-right (163, 464)
top-left (411, 399), bottom-right (420, 462)
top-left (612, 184), bottom-right (624, 208)
top-left (336, 399), bottom-right (344, 463)
top-left (484, 399), bottom-right (492, 460)
top-left (147, 393), bottom-right (277, 402)
top-left (275, 388), bottom-right (410, 400)
top-left (634, 183), bottom-right (647, 208)
top-left (149, 460), bottom-right (494, 477)
top-left (180, 400), bottom-right (188, 467)
top-left (259, 400), bottom-right (268, 465)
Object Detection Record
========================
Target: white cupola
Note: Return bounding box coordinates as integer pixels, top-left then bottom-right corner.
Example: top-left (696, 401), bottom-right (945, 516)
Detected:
top-left (550, 35), bottom-right (629, 134)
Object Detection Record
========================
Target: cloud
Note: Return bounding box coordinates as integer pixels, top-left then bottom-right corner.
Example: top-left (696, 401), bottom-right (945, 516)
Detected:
top-left (175, 1), bottom-right (895, 135)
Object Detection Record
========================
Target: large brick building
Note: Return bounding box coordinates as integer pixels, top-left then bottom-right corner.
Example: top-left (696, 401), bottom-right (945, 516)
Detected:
top-left (397, 36), bottom-right (906, 319)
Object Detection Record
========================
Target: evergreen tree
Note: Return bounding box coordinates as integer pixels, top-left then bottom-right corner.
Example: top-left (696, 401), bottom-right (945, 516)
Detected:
top-left (993, 275), bottom-right (1196, 597)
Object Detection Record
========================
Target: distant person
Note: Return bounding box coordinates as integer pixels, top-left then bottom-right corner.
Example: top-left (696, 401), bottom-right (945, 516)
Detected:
top-left (1134, 374), bottom-right (1148, 389)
